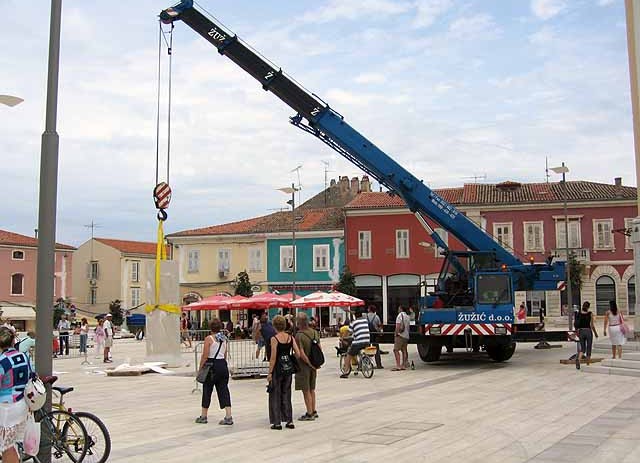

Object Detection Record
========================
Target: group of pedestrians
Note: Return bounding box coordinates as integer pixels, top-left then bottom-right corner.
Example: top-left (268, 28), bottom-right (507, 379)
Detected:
top-left (196, 312), bottom-right (319, 429)
top-left (574, 300), bottom-right (628, 368)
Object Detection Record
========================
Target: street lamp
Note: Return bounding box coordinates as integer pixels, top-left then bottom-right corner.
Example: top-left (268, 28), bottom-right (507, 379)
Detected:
top-left (277, 184), bottom-right (300, 302)
top-left (0, 95), bottom-right (24, 107)
top-left (550, 162), bottom-right (572, 330)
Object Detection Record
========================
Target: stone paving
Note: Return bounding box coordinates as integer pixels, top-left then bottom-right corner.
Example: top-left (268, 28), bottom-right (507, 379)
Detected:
top-left (49, 337), bottom-right (640, 463)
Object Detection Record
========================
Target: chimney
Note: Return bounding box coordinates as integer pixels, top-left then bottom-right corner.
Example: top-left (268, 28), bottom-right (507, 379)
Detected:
top-left (615, 177), bottom-right (622, 187)
top-left (360, 175), bottom-right (371, 192)
top-left (330, 178), bottom-right (336, 187)
top-left (350, 176), bottom-right (359, 192)
top-left (339, 176), bottom-right (349, 193)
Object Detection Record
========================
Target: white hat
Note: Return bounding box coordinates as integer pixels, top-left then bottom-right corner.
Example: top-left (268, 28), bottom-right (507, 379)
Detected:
top-left (105, 313), bottom-right (112, 317)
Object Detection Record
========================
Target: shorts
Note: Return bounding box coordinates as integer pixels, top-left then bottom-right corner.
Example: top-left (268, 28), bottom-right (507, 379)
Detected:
top-left (348, 342), bottom-right (368, 356)
top-left (104, 338), bottom-right (113, 348)
top-left (0, 400), bottom-right (27, 452)
top-left (295, 364), bottom-right (317, 391)
top-left (256, 339), bottom-right (265, 348)
top-left (394, 335), bottom-right (409, 351)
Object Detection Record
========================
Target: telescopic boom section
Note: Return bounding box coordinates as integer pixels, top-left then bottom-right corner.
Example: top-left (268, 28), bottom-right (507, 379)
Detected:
top-left (160, 1), bottom-right (522, 268)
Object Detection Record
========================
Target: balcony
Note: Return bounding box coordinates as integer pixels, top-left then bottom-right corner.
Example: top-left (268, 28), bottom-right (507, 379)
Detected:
top-left (552, 248), bottom-right (590, 263)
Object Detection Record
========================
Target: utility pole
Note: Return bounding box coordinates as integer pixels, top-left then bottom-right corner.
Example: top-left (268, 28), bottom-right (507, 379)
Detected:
top-left (36, 1), bottom-right (62, 462)
top-left (625, 0), bottom-right (640, 336)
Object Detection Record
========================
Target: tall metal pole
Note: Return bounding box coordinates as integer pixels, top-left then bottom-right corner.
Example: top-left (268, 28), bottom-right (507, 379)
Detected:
top-left (625, 0), bottom-right (640, 337)
top-left (562, 163), bottom-right (573, 331)
top-left (291, 183), bottom-right (297, 301)
top-left (36, 1), bottom-right (62, 461)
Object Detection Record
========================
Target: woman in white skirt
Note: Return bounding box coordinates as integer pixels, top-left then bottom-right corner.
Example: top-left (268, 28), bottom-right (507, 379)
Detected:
top-left (604, 300), bottom-right (626, 359)
top-left (0, 327), bottom-right (31, 463)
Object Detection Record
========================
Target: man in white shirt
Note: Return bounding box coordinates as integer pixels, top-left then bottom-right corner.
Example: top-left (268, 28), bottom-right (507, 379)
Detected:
top-left (57, 314), bottom-right (70, 356)
top-left (103, 313), bottom-right (114, 363)
top-left (393, 306), bottom-right (411, 371)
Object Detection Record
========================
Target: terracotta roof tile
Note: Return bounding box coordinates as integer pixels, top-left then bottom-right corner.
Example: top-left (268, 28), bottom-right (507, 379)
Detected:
top-left (0, 229), bottom-right (75, 250)
top-left (94, 238), bottom-right (163, 256)
top-left (344, 180), bottom-right (637, 209)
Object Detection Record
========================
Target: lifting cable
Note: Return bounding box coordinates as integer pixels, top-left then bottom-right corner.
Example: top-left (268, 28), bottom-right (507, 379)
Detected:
top-left (148, 21), bottom-right (179, 315)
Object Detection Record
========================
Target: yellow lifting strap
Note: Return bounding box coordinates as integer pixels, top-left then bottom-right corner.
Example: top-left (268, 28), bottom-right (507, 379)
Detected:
top-left (145, 219), bottom-right (180, 314)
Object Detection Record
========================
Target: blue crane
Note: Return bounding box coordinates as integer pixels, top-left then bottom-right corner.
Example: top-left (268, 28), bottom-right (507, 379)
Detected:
top-left (160, 1), bottom-right (565, 363)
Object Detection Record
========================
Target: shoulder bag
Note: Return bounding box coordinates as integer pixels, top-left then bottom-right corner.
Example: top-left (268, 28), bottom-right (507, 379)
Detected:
top-left (196, 337), bottom-right (223, 384)
top-left (277, 336), bottom-right (299, 376)
top-left (24, 359), bottom-right (45, 412)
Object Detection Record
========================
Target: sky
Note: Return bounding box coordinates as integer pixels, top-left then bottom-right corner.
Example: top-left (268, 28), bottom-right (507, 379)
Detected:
top-left (1, 0), bottom-right (633, 247)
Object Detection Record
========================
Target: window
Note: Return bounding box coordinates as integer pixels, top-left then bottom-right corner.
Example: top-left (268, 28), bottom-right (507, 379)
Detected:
top-left (477, 274), bottom-right (512, 305)
top-left (395, 230), bottom-right (409, 258)
top-left (434, 228), bottom-right (448, 256)
top-left (87, 261), bottom-right (99, 280)
top-left (188, 250), bottom-right (200, 273)
top-left (248, 247), bottom-right (263, 273)
top-left (493, 223), bottom-right (513, 250)
top-left (89, 287), bottom-right (97, 305)
top-left (130, 261), bottom-right (140, 283)
top-left (593, 219), bottom-right (613, 250)
top-left (555, 219), bottom-right (581, 249)
top-left (280, 246), bottom-right (296, 272)
top-left (595, 275), bottom-right (616, 315)
top-left (629, 276), bottom-right (636, 316)
top-left (10, 273), bottom-right (24, 296)
top-left (313, 244), bottom-right (330, 271)
top-left (218, 249), bottom-right (231, 274)
top-left (525, 291), bottom-right (546, 317)
top-left (131, 287), bottom-right (141, 307)
top-left (358, 231), bottom-right (371, 259)
top-left (524, 222), bottom-right (544, 252)
top-left (11, 250), bottom-right (24, 260)
top-left (625, 218), bottom-right (634, 250)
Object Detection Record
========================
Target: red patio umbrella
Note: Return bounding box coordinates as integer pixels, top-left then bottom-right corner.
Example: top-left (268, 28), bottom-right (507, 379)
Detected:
top-left (223, 295), bottom-right (251, 310)
top-left (234, 292), bottom-right (294, 310)
top-left (183, 294), bottom-right (231, 311)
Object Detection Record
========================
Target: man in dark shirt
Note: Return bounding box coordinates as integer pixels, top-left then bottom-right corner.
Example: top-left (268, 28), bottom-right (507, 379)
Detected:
top-left (258, 313), bottom-right (276, 361)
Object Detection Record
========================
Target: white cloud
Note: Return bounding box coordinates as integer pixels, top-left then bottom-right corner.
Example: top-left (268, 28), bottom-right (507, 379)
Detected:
top-left (448, 14), bottom-right (499, 39)
top-left (598, 0), bottom-right (616, 5)
top-left (412, 0), bottom-right (452, 29)
top-left (531, 0), bottom-right (567, 20)
top-left (300, 0), bottom-right (412, 23)
top-left (529, 26), bottom-right (555, 45)
top-left (354, 73), bottom-right (388, 85)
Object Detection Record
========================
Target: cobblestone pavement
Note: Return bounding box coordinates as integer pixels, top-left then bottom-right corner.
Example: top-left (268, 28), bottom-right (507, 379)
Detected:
top-left (50, 338), bottom-right (640, 463)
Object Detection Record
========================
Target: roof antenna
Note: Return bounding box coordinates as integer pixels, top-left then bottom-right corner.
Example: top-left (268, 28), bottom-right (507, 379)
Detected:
top-left (291, 165), bottom-right (303, 205)
top-left (84, 220), bottom-right (102, 261)
top-left (461, 174), bottom-right (487, 184)
top-left (545, 157), bottom-right (550, 183)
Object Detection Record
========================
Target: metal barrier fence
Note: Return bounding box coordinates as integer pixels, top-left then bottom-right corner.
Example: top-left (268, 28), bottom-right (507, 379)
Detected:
top-left (227, 339), bottom-right (269, 379)
top-left (51, 333), bottom-right (97, 359)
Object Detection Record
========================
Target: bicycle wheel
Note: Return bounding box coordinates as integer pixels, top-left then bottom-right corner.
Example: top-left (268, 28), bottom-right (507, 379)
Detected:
top-left (360, 355), bottom-right (374, 379)
top-left (41, 409), bottom-right (88, 463)
top-left (73, 412), bottom-right (111, 463)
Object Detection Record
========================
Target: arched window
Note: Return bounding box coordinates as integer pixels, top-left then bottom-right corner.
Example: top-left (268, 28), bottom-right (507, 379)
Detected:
top-left (629, 276), bottom-right (636, 316)
top-left (10, 273), bottom-right (24, 296)
top-left (11, 250), bottom-right (24, 260)
top-left (595, 275), bottom-right (616, 315)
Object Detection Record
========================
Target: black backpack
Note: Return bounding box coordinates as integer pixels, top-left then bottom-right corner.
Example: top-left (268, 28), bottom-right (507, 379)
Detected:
top-left (302, 332), bottom-right (325, 368)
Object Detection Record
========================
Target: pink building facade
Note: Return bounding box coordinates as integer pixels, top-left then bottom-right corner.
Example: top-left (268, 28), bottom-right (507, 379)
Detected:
top-left (0, 229), bottom-right (74, 307)
top-left (344, 179), bottom-right (638, 322)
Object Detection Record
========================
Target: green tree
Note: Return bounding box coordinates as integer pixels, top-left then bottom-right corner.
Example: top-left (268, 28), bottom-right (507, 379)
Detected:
top-left (569, 254), bottom-right (584, 294)
top-left (109, 299), bottom-right (124, 326)
top-left (335, 266), bottom-right (357, 296)
top-left (235, 271), bottom-right (253, 297)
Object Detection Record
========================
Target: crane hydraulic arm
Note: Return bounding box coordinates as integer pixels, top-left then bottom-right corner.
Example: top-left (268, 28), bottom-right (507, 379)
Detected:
top-left (160, 1), bottom-right (564, 291)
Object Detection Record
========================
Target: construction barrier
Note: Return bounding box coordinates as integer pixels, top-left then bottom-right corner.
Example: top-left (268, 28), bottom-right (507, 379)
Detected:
top-left (227, 339), bottom-right (269, 379)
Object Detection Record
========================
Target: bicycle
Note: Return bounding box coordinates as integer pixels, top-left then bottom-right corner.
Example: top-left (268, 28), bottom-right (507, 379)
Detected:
top-left (44, 376), bottom-right (111, 463)
top-left (336, 345), bottom-right (375, 379)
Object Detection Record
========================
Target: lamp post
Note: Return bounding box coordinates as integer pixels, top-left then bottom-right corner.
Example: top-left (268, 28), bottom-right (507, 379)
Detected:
top-left (550, 163), bottom-right (572, 330)
top-left (0, 94), bottom-right (24, 107)
top-left (278, 184), bottom-right (300, 302)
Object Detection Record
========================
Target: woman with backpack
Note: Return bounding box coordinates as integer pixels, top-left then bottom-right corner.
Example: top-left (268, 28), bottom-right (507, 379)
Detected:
top-left (267, 315), bottom-right (307, 430)
top-left (294, 313), bottom-right (320, 421)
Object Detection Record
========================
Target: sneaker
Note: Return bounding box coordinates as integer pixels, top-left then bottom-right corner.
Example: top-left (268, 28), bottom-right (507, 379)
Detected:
top-left (270, 424), bottom-right (282, 430)
top-left (312, 411), bottom-right (318, 419)
top-left (219, 416), bottom-right (233, 425)
top-left (298, 413), bottom-right (315, 421)
top-left (195, 416), bottom-right (208, 424)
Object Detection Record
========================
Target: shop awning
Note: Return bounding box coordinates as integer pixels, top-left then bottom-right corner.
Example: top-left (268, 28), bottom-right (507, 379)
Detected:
top-left (0, 305), bottom-right (37, 320)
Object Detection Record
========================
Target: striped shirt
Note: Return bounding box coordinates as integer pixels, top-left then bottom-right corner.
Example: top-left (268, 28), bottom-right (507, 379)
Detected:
top-left (349, 318), bottom-right (370, 344)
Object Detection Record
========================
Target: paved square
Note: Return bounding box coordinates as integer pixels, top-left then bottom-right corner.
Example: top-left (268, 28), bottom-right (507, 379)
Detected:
top-left (50, 339), bottom-right (640, 462)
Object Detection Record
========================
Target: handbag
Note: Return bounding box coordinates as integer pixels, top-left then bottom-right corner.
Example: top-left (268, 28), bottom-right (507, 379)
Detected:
top-left (24, 361), bottom-right (46, 412)
top-left (277, 336), bottom-right (299, 375)
top-left (196, 336), bottom-right (223, 384)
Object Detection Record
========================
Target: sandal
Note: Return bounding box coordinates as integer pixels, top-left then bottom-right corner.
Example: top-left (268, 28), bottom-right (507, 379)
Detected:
top-left (286, 422), bottom-right (295, 429)
top-left (271, 424), bottom-right (282, 430)
top-left (391, 367), bottom-right (402, 371)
